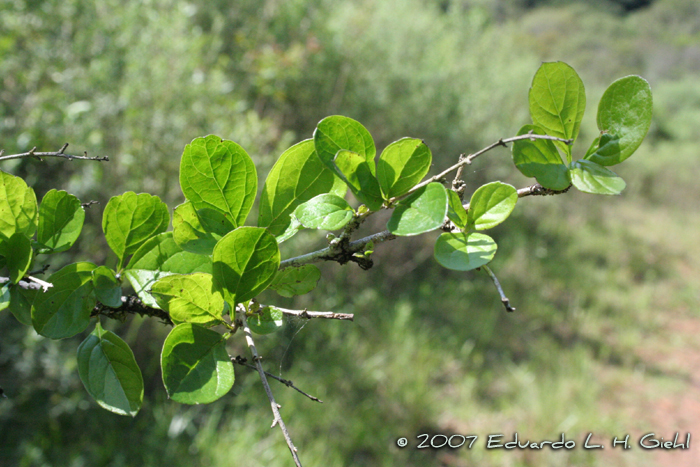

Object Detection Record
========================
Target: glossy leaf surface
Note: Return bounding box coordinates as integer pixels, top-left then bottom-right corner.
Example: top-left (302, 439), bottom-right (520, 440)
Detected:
top-left (434, 232), bottom-right (497, 271)
top-left (294, 194), bottom-right (354, 231)
top-left (570, 160), bottom-right (626, 195)
top-left (387, 182), bottom-right (447, 236)
top-left (313, 115), bottom-right (376, 169)
top-left (467, 182), bottom-right (518, 231)
top-left (377, 138), bottom-right (432, 199)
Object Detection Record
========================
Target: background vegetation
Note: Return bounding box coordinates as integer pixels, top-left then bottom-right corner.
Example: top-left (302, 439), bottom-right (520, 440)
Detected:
top-left (1, 0), bottom-right (698, 465)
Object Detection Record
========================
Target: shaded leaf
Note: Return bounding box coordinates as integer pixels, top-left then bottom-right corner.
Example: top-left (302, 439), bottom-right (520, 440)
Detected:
top-left (161, 323), bottom-right (234, 404)
top-left (31, 262), bottom-right (96, 339)
top-left (434, 232), bottom-right (497, 271)
top-left (151, 273), bottom-right (224, 327)
top-left (467, 182), bottom-right (518, 231)
top-left (248, 306), bottom-right (284, 335)
top-left (8, 285), bottom-right (34, 326)
top-left (570, 160), bottom-right (626, 195)
top-left (0, 233), bottom-right (33, 283)
top-left (179, 135), bottom-right (257, 227)
top-left (212, 227), bottom-right (280, 306)
top-left (269, 265), bottom-right (321, 298)
top-left (92, 266), bottom-right (122, 308)
top-left (102, 192), bottom-right (169, 266)
top-left (387, 182), bottom-right (447, 236)
top-left (275, 215), bottom-right (303, 244)
top-left (77, 322), bottom-right (144, 416)
top-left (585, 75), bottom-right (653, 166)
top-left (377, 137), bottom-right (432, 199)
top-left (258, 139), bottom-right (346, 237)
top-left (36, 189), bottom-right (85, 253)
top-left (294, 194), bottom-right (354, 231)
top-left (172, 201), bottom-right (219, 255)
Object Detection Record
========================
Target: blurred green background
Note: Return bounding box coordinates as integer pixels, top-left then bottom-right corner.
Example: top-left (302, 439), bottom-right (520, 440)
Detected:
top-left (1, 0), bottom-right (699, 465)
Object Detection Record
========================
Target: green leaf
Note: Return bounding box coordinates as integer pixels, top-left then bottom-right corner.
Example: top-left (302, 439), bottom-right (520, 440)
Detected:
top-left (332, 149), bottom-right (384, 211)
top-left (387, 182), bottom-right (448, 236)
top-left (8, 285), bottom-right (34, 326)
top-left (275, 215), bottom-right (303, 244)
top-left (123, 233), bottom-right (212, 308)
top-left (0, 233), bottom-right (33, 283)
top-left (102, 192), bottom-right (169, 267)
top-left (258, 139), bottom-right (346, 237)
top-left (585, 75), bottom-right (653, 166)
top-left (446, 190), bottom-right (468, 230)
top-left (161, 323), bottom-right (234, 404)
top-left (434, 232), bottom-right (497, 271)
top-left (377, 137), bottom-right (432, 199)
top-left (569, 160), bottom-right (626, 195)
top-left (0, 170), bottom-right (38, 239)
top-left (212, 227), bottom-right (280, 306)
top-left (268, 265), bottom-right (321, 298)
top-left (151, 273), bottom-right (224, 327)
top-left (294, 194), bottom-right (354, 231)
top-left (512, 125), bottom-right (571, 191)
top-left (172, 201), bottom-right (219, 256)
top-left (313, 115), bottom-right (376, 169)
top-left (0, 283), bottom-right (10, 312)
top-left (528, 61), bottom-right (586, 161)
top-left (247, 306), bottom-right (284, 335)
top-left (92, 266), bottom-right (122, 308)
top-left (179, 135), bottom-right (257, 227)
top-left (36, 189), bottom-right (85, 253)
top-left (31, 262), bottom-right (96, 339)
top-left (467, 182), bottom-right (518, 231)
top-left (77, 322), bottom-right (144, 417)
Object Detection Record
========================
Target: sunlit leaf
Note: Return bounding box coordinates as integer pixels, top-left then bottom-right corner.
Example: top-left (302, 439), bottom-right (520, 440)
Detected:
top-left (446, 190), bottom-right (468, 230)
top-left (36, 189), bottom-right (85, 253)
top-left (313, 115), bottom-right (376, 169)
top-left (377, 137), bottom-right (432, 199)
top-left (151, 273), bottom-right (224, 327)
top-left (332, 149), bottom-right (384, 211)
top-left (387, 182), bottom-right (447, 236)
top-left (0, 170), bottom-right (38, 239)
top-left (179, 135), bottom-right (257, 227)
top-left (467, 182), bottom-right (518, 231)
top-left (161, 323), bottom-right (234, 404)
top-left (77, 322), bottom-right (144, 416)
top-left (570, 160), bottom-right (626, 195)
top-left (247, 306), bottom-right (284, 335)
top-left (294, 194), bottom-right (354, 231)
top-left (268, 265), bottom-right (321, 298)
top-left (258, 139), bottom-right (346, 237)
top-left (212, 227), bottom-right (280, 306)
top-left (512, 125), bottom-right (570, 191)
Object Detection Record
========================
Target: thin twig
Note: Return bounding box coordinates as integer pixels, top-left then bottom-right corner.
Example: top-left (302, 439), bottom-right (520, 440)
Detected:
top-left (0, 143), bottom-right (108, 163)
top-left (482, 265), bottom-right (515, 312)
top-left (232, 356), bottom-right (323, 403)
top-left (240, 311), bottom-right (303, 467)
top-left (81, 200), bottom-right (100, 208)
top-left (395, 133), bottom-right (573, 201)
top-left (25, 275), bottom-right (53, 292)
top-left (28, 264), bottom-right (51, 276)
top-left (265, 305), bottom-right (354, 321)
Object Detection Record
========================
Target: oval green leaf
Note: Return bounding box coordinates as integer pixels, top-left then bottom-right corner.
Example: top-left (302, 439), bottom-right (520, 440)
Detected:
top-left (446, 190), bottom-right (468, 231)
top-left (467, 182), bottom-right (518, 231)
top-left (333, 149), bottom-right (384, 211)
top-left (212, 227), bottom-right (280, 306)
top-left (258, 139), bottom-right (346, 237)
top-left (434, 232), bottom-right (497, 271)
top-left (313, 115), bottom-right (376, 169)
top-left (585, 75), bottom-right (653, 166)
top-left (77, 322), bottom-right (144, 417)
top-left (248, 306), bottom-right (284, 335)
top-left (31, 262), bottom-right (97, 339)
top-left (570, 160), bottom-right (626, 195)
top-left (172, 201), bottom-right (219, 255)
top-left (161, 323), bottom-right (234, 404)
top-left (92, 266), bottom-right (122, 308)
top-left (102, 192), bottom-right (169, 266)
top-left (8, 285), bottom-right (34, 326)
top-left (179, 135), bottom-right (257, 228)
top-left (377, 137), bottom-right (432, 199)
top-left (387, 182), bottom-right (448, 236)
top-left (529, 61), bottom-right (586, 161)
top-left (0, 170), bottom-right (38, 239)
top-left (151, 273), bottom-right (224, 327)
top-left (124, 232), bottom-right (213, 308)
top-left (294, 194), bottom-right (354, 231)
top-left (512, 125), bottom-right (571, 191)
top-left (36, 189), bottom-right (85, 253)
top-left (268, 265), bottom-right (321, 298)
top-left (0, 233), bottom-right (33, 283)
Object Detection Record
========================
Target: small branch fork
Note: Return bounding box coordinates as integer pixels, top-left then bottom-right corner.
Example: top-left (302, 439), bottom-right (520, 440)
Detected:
top-left (239, 311), bottom-right (303, 467)
top-left (232, 356), bottom-right (323, 403)
top-left (0, 143), bottom-right (108, 163)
